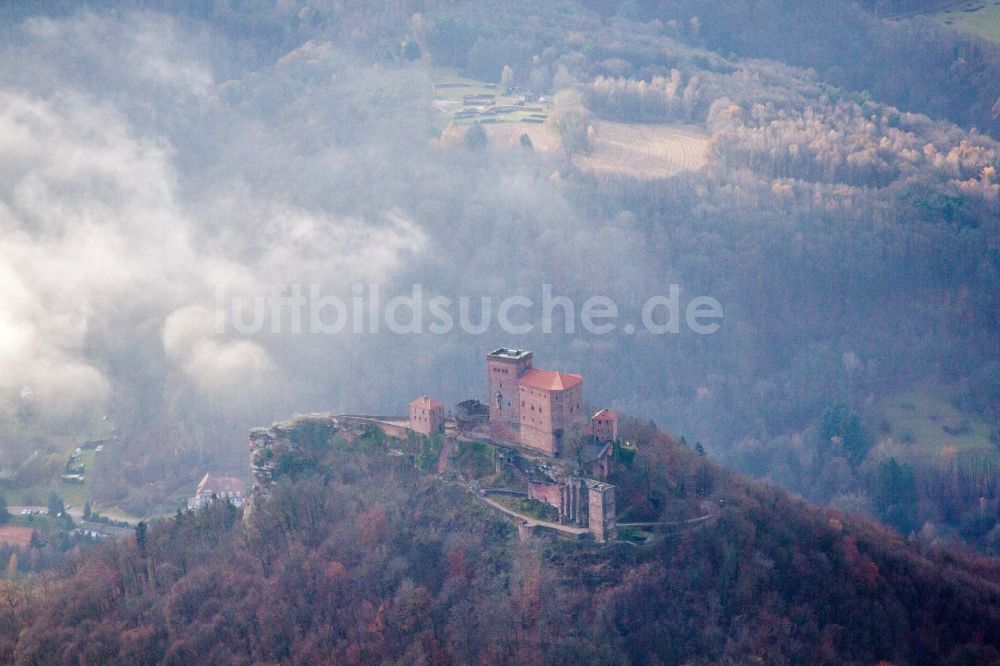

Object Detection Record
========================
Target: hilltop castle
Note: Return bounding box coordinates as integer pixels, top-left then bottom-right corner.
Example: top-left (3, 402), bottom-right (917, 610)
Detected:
top-left (413, 346), bottom-right (619, 457)
top-left (247, 347), bottom-right (623, 542)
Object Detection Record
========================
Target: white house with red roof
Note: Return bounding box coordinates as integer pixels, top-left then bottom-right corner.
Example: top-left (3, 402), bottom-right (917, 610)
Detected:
top-left (188, 473), bottom-right (246, 510)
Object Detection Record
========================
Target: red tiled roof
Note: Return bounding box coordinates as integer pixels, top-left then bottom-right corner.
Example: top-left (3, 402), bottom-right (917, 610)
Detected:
top-left (518, 368), bottom-right (582, 391)
top-left (410, 395), bottom-right (444, 409)
top-left (592, 408), bottom-right (618, 420)
top-left (197, 473), bottom-right (245, 496)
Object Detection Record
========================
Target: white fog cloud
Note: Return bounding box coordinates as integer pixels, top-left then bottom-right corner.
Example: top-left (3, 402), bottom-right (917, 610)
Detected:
top-left (0, 11), bottom-right (429, 429)
top-left (162, 305), bottom-right (276, 396)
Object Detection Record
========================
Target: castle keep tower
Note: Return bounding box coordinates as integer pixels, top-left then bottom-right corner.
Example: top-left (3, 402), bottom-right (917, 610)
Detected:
top-left (517, 367), bottom-right (583, 455)
top-left (487, 348), bottom-right (533, 443)
top-left (486, 347), bottom-right (585, 455)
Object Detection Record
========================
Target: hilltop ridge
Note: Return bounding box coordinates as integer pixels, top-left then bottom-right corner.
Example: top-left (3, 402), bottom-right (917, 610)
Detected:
top-left (4, 410), bottom-right (1000, 663)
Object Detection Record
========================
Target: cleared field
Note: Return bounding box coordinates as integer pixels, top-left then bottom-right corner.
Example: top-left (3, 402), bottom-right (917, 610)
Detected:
top-left (0, 525), bottom-right (35, 547)
top-left (576, 121), bottom-right (709, 179)
top-left (935, 1), bottom-right (1000, 42)
top-left (430, 67), bottom-right (499, 101)
top-left (431, 69), bottom-right (708, 177)
top-left (84, 504), bottom-right (141, 525)
top-left (481, 122), bottom-right (562, 151)
top-left (881, 388), bottom-right (996, 458)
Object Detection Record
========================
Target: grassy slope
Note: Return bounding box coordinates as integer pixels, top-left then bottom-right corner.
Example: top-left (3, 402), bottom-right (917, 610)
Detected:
top-left (576, 120), bottom-right (709, 179)
top-left (434, 68), bottom-right (711, 179)
top-left (935, 0), bottom-right (1000, 42)
top-left (881, 387), bottom-right (996, 457)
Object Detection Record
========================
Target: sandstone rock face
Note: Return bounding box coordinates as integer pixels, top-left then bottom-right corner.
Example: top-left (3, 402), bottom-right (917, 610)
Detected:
top-left (246, 413), bottom-right (341, 521)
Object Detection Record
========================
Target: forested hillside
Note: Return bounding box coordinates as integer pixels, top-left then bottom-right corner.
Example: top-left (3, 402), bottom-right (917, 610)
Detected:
top-left (583, 0), bottom-right (1000, 138)
top-left (412, 0), bottom-right (1000, 549)
top-left (4, 418), bottom-right (1000, 665)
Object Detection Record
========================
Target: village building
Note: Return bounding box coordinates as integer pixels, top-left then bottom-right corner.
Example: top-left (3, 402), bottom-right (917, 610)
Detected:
top-left (188, 473), bottom-right (246, 510)
top-left (408, 395), bottom-right (445, 435)
top-left (73, 521), bottom-right (131, 541)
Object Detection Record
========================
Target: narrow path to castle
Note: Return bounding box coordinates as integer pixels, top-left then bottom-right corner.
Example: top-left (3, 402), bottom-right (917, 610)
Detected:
top-left (438, 437), bottom-right (456, 474)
